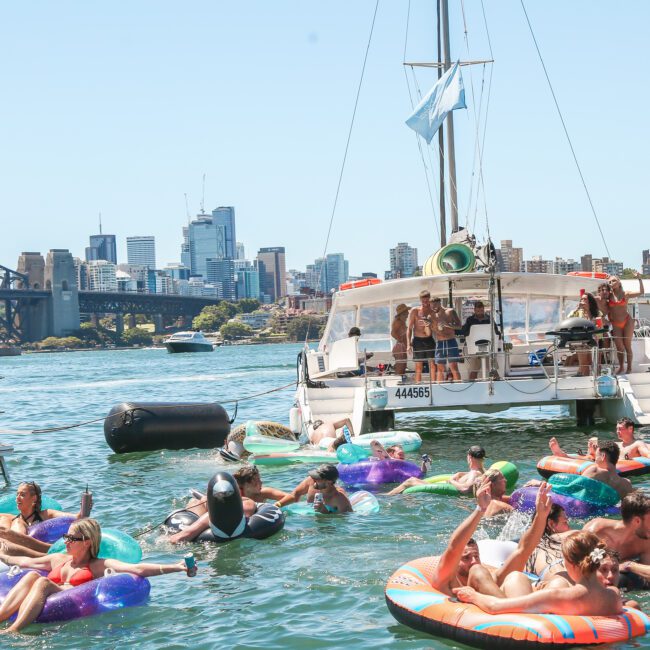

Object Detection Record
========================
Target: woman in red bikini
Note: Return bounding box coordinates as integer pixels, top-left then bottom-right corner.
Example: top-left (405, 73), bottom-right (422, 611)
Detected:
top-left (0, 518), bottom-right (195, 633)
top-left (607, 273), bottom-right (644, 374)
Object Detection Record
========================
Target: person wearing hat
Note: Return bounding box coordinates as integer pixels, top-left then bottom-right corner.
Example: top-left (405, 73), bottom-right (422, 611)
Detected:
top-left (391, 303), bottom-right (410, 377)
top-left (386, 445), bottom-right (486, 496)
top-left (407, 290), bottom-right (436, 383)
top-left (274, 464), bottom-right (352, 514)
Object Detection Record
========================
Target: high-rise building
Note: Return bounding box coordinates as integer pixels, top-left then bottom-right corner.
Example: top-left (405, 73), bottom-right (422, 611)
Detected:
top-left (553, 257), bottom-right (581, 275)
top-left (180, 226), bottom-right (191, 269)
top-left (524, 256), bottom-right (553, 274)
top-left (212, 207), bottom-right (237, 259)
top-left (389, 242), bottom-right (418, 279)
top-left (87, 260), bottom-right (118, 292)
top-left (323, 253), bottom-right (349, 292)
top-left (126, 236), bottom-right (156, 269)
top-left (86, 234), bottom-right (117, 264)
top-left (207, 258), bottom-right (236, 301)
top-left (236, 265), bottom-right (261, 300)
top-left (498, 240), bottom-right (523, 272)
top-left (187, 207), bottom-right (237, 278)
top-left (236, 242), bottom-right (245, 260)
top-left (257, 247), bottom-right (286, 302)
top-left (305, 258), bottom-right (325, 292)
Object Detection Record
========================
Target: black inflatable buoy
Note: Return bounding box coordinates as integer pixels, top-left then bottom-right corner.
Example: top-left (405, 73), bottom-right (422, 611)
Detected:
top-left (104, 402), bottom-right (230, 453)
top-left (164, 471), bottom-right (285, 543)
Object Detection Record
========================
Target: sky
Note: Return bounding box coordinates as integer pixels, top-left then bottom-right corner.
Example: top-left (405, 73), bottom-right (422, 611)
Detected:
top-left (1, 1), bottom-right (648, 276)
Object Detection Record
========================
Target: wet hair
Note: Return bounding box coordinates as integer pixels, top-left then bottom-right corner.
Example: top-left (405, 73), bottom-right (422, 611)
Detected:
top-left (309, 464), bottom-right (339, 482)
top-left (617, 417), bottom-right (635, 430)
top-left (467, 445), bottom-right (486, 459)
top-left (419, 290), bottom-right (430, 299)
top-left (71, 518), bottom-right (101, 558)
top-left (385, 445), bottom-right (402, 456)
top-left (562, 531), bottom-right (606, 575)
top-left (621, 492), bottom-right (650, 523)
top-left (484, 469), bottom-right (503, 483)
top-left (233, 465), bottom-right (260, 487)
top-left (583, 292), bottom-right (599, 318)
top-left (598, 440), bottom-right (620, 465)
top-left (604, 547), bottom-right (621, 563)
top-left (331, 435), bottom-right (347, 451)
top-left (19, 481), bottom-right (42, 511)
top-left (545, 503), bottom-right (566, 535)
top-left (466, 538), bottom-right (478, 547)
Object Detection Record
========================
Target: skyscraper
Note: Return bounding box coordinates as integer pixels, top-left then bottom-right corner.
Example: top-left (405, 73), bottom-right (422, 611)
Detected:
top-left (324, 253), bottom-right (349, 292)
top-left (257, 247), bottom-right (286, 302)
top-left (86, 234), bottom-right (117, 264)
top-left (211, 207), bottom-right (237, 259)
top-left (126, 236), bottom-right (156, 268)
top-left (498, 240), bottom-right (523, 272)
top-left (389, 242), bottom-right (418, 279)
top-left (207, 258), bottom-right (236, 301)
top-left (188, 207), bottom-right (236, 277)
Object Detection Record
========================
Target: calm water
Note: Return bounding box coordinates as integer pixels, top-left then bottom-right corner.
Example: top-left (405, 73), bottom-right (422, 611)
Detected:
top-left (0, 344), bottom-right (648, 649)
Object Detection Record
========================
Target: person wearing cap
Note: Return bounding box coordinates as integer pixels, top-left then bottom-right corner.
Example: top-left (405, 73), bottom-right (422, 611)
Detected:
top-left (391, 303), bottom-right (410, 377)
top-left (407, 290), bottom-right (436, 383)
top-left (386, 446), bottom-right (486, 496)
top-left (461, 301), bottom-right (498, 380)
top-left (274, 464), bottom-right (352, 514)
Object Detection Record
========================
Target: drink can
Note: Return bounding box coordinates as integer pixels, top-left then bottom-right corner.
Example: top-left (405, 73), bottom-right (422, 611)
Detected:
top-left (184, 553), bottom-right (195, 570)
top-left (80, 490), bottom-right (92, 518)
top-left (314, 492), bottom-right (324, 506)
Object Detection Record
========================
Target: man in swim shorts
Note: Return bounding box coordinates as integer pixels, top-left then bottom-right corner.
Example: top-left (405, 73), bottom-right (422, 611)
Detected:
top-left (406, 290), bottom-right (436, 383)
top-left (275, 464), bottom-right (352, 514)
top-left (430, 297), bottom-right (461, 382)
top-left (309, 417), bottom-right (355, 447)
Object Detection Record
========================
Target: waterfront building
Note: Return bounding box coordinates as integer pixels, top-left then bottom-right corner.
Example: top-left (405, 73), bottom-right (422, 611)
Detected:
top-left (163, 263), bottom-right (191, 282)
top-left (187, 206), bottom-right (236, 279)
top-left (86, 234), bottom-right (117, 264)
top-left (87, 260), bottom-right (118, 292)
top-left (498, 240), bottom-right (523, 272)
top-left (207, 258), bottom-right (236, 301)
top-left (553, 257), bottom-right (581, 275)
top-left (126, 236), bottom-right (156, 268)
top-left (237, 312), bottom-right (271, 329)
top-left (581, 254), bottom-right (593, 272)
top-left (389, 242), bottom-right (418, 279)
top-left (236, 265), bottom-right (260, 300)
top-left (116, 270), bottom-right (139, 293)
top-left (524, 256), bottom-right (553, 274)
top-left (257, 247), bottom-right (286, 302)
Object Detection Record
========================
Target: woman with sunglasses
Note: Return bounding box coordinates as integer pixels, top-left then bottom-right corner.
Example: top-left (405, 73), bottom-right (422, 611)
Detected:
top-left (0, 518), bottom-right (195, 633)
top-left (606, 273), bottom-right (644, 374)
top-left (0, 482), bottom-right (86, 558)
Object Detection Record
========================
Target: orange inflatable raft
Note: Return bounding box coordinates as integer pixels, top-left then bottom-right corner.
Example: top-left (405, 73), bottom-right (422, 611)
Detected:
top-left (385, 556), bottom-right (650, 648)
top-left (537, 454), bottom-right (650, 479)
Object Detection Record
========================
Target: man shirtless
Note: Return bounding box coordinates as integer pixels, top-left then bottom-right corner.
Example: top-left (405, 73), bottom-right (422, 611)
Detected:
top-left (406, 290), bottom-right (436, 383)
top-left (482, 468), bottom-right (513, 517)
top-left (308, 417), bottom-right (354, 447)
top-left (275, 464), bottom-right (352, 514)
top-left (429, 479), bottom-right (552, 596)
top-left (430, 297), bottom-right (461, 382)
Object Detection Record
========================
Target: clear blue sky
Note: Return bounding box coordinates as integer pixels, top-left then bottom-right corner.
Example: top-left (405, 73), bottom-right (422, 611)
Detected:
top-left (1, 1), bottom-right (648, 276)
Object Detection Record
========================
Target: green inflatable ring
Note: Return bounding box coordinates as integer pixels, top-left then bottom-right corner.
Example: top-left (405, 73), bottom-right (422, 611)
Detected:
top-left (548, 473), bottom-right (619, 507)
top-left (403, 461), bottom-right (518, 496)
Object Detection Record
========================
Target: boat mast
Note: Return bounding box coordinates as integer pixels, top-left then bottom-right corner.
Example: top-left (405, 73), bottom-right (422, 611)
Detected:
top-left (440, 0), bottom-right (459, 236)
top-left (436, 1), bottom-right (446, 247)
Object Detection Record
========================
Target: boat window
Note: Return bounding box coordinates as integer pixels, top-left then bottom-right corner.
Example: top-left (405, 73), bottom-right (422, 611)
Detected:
top-left (501, 297), bottom-right (526, 344)
top-left (528, 298), bottom-right (560, 340)
top-left (325, 308), bottom-right (357, 347)
top-left (358, 304), bottom-right (391, 352)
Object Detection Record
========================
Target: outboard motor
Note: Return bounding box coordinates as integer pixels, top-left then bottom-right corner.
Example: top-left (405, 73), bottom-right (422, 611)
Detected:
top-left (545, 317), bottom-right (607, 349)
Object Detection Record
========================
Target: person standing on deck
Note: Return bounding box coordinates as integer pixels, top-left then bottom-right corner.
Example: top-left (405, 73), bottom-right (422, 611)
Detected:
top-left (406, 290), bottom-right (436, 383)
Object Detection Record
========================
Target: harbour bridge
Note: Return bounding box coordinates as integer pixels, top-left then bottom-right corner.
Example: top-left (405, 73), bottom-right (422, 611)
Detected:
top-left (0, 258), bottom-right (219, 344)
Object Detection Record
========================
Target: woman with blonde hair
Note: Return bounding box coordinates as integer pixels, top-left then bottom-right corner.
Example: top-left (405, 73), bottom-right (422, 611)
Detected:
top-left (0, 518), bottom-right (195, 634)
top-left (454, 531), bottom-right (622, 616)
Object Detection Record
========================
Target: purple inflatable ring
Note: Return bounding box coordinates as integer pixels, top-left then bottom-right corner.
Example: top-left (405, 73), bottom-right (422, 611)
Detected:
top-left (0, 570), bottom-right (150, 623)
top-left (337, 459), bottom-right (422, 485)
top-left (28, 517), bottom-right (75, 544)
top-left (511, 486), bottom-right (619, 518)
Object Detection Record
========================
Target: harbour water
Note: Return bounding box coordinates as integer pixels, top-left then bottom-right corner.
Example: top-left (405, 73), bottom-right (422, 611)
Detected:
top-left (0, 343), bottom-right (648, 649)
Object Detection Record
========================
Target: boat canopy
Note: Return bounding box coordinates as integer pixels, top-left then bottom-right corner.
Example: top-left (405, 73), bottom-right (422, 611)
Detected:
top-left (321, 272), bottom-right (606, 352)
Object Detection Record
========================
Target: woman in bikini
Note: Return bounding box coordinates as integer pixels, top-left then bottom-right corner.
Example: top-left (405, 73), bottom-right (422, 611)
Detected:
top-left (0, 518), bottom-right (195, 633)
top-left (568, 292), bottom-right (603, 376)
top-left (607, 273), bottom-right (644, 374)
top-left (455, 531), bottom-right (623, 617)
top-left (525, 503), bottom-right (570, 581)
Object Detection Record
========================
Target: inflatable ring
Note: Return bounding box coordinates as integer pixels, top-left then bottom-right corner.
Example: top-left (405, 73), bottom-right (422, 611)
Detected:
top-left (251, 451), bottom-right (336, 466)
top-left (48, 528), bottom-right (143, 563)
top-left (0, 571), bottom-right (149, 624)
top-left (283, 490), bottom-right (379, 516)
top-left (337, 459), bottom-right (422, 485)
top-left (0, 494), bottom-right (62, 515)
top-left (385, 555), bottom-right (650, 647)
top-left (29, 517), bottom-right (75, 544)
top-left (548, 473), bottom-right (619, 507)
top-left (537, 454), bottom-right (650, 479)
top-left (164, 472), bottom-right (285, 542)
top-left (511, 486), bottom-right (619, 518)
top-left (227, 420), bottom-right (296, 458)
top-left (318, 431), bottom-right (422, 453)
top-left (403, 461), bottom-right (519, 496)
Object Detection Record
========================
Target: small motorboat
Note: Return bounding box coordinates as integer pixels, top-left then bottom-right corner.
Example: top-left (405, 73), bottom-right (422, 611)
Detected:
top-left (164, 331), bottom-right (214, 353)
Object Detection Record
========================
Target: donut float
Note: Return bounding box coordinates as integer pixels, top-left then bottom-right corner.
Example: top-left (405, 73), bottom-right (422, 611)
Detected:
top-left (337, 459), bottom-right (422, 486)
top-left (385, 555), bottom-right (650, 647)
top-left (537, 454), bottom-right (650, 479)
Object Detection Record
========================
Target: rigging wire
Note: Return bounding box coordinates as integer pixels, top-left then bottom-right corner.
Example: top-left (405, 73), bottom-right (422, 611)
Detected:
top-left (519, 0), bottom-right (611, 259)
top-left (304, 0), bottom-right (380, 343)
top-left (402, 0), bottom-right (441, 242)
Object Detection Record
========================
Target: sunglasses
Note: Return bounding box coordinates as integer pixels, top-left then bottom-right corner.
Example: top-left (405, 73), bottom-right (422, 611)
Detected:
top-left (63, 533), bottom-right (86, 543)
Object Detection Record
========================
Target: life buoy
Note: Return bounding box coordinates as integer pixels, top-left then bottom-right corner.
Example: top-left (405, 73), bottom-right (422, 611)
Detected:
top-left (386, 555), bottom-right (649, 647)
top-left (339, 278), bottom-right (381, 291)
top-left (164, 472), bottom-right (285, 543)
top-left (566, 271), bottom-right (609, 279)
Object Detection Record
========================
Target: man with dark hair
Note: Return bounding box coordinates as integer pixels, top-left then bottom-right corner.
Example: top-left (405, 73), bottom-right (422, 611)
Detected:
top-left (461, 301), bottom-right (498, 380)
top-left (407, 289), bottom-right (436, 383)
top-left (580, 440), bottom-right (634, 498)
top-left (275, 464), bottom-right (352, 514)
top-left (584, 492), bottom-right (650, 565)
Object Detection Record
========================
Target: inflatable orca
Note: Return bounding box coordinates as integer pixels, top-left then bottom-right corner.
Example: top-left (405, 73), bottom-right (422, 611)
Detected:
top-left (164, 471), bottom-right (284, 543)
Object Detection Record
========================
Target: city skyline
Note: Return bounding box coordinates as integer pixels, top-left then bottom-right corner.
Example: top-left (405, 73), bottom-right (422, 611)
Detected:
top-left (1, 3), bottom-right (648, 274)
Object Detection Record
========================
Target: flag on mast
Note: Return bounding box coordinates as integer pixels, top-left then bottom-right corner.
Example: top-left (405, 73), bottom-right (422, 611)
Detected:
top-left (405, 61), bottom-right (466, 144)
